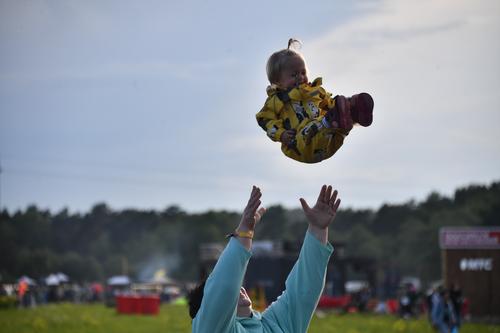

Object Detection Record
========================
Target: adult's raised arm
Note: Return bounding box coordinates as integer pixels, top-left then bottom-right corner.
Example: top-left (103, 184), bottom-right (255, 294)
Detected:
top-left (192, 186), bottom-right (265, 333)
top-left (262, 185), bottom-right (339, 333)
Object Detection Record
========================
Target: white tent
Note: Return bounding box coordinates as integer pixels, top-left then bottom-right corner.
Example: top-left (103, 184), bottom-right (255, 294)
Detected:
top-left (45, 274), bottom-right (60, 286)
top-left (45, 272), bottom-right (69, 286)
top-left (56, 272), bottom-right (69, 283)
top-left (107, 275), bottom-right (131, 286)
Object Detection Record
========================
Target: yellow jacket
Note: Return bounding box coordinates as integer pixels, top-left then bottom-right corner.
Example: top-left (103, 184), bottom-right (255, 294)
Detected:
top-left (256, 78), bottom-right (348, 163)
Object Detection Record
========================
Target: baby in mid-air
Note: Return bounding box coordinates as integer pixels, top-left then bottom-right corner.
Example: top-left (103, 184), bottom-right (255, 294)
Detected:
top-left (256, 39), bottom-right (374, 163)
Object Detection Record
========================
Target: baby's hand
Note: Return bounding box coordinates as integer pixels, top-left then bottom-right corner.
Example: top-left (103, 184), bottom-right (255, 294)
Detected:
top-left (280, 130), bottom-right (296, 145)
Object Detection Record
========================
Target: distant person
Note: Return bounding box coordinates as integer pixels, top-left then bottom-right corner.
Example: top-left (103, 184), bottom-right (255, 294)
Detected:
top-left (256, 38), bottom-right (374, 163)
top-left (188, 184), bottom-right (341, 333)
top-left (399, 287), bottom-right (411, 318)
top-left (358, 286), bottom-right (371, 312)
top-left (431, 288), bottom-right (458, 333)
top-left (17, 280), bottom-right (28, 307)
top-left (443, 289), bottom-right (459, 333)
top-left (430, 287), bottom-right (444, 332)
top-left (449, 282), bottom-right (463, 331)
top-left (400, 283), bottom-right (417, 318)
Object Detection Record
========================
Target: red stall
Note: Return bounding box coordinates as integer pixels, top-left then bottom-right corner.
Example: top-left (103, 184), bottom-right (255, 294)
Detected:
top-left (116, 294), bottom-right (160, 315)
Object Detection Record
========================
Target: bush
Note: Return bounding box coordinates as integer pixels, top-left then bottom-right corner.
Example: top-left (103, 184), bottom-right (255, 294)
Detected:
top-left (0, 295), bottom-right (17, 309)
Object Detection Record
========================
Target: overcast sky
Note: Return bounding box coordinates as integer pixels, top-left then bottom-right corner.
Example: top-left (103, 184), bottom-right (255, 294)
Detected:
top-left (1, 0), bottom-right (499, 214)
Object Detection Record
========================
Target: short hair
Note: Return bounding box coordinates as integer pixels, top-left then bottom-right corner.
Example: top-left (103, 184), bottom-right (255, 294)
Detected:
top-left (187, 280), bottom-right (206, 319)
top-left (266, 38), bottom-right (305, 84)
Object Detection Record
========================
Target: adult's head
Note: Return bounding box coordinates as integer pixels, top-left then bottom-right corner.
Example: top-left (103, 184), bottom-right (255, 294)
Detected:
top-left (188, 281), bottom-right (253, 319)
top-left (188, 280), bottom-right (206, 319)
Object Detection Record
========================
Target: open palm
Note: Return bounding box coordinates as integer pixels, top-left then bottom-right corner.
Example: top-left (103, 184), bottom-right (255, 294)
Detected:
top-left (300, 185), bottom-right (341, 229)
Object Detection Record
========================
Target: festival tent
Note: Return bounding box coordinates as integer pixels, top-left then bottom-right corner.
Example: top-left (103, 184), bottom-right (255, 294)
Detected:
top-left (107, 275), bottom-right (131, 286)
top-left (56, 272), bottom-right (69, 283)
top-left (345, 280), bottom-right (369, 293)
top-left (45, 274), bottom-right (60, 286)
top-left (45, 272), bottom-right (69, 286)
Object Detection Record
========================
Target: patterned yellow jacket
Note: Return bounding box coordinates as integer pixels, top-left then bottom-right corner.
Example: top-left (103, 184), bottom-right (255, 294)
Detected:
top-left (256, 78), bottom-right (348, 163)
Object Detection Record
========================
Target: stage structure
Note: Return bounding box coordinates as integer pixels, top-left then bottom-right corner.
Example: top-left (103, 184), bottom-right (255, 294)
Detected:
top-left (440, 227), bottom-right (500, 318)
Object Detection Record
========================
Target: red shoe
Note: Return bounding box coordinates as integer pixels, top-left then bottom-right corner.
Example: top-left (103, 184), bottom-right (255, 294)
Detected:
top-left (349, 93), bottom-right (373, 127)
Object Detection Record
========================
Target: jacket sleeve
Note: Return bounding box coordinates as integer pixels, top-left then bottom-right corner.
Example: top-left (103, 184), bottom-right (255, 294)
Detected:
top-left (192, 238), bottom-right (252, 333)
top-left (256, 97), bottom-right (286, 142)
top-left (262, 231), bottom-right (333, 333)
top-left (308, 77), bottom-right (335, 113)
top-left (318, 89), bottom-right (336, 112)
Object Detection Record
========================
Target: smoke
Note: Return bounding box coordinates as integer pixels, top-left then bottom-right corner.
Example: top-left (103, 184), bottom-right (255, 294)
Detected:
top-left (136, 254), bottom-right (180, 282)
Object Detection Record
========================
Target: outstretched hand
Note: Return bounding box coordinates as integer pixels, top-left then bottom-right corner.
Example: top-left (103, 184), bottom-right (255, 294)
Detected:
top-left (300, 185), bottom-right (341, 230)
top-left (238, 186), bottom-right (266, 232)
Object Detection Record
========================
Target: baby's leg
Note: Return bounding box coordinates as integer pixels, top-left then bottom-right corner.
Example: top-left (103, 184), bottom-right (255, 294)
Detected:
top-left (289, 121), bottom-right (347, 163)
top-left (327, 96), bottom-right (353, 130)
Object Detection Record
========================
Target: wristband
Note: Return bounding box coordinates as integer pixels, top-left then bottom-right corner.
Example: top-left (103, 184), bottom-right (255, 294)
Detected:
top-left (226, 230), bottom-right (254, 239)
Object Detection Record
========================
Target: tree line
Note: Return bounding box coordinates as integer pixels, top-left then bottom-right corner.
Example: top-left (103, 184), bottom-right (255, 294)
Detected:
top-left (1, 181), bottom-right (498, 285)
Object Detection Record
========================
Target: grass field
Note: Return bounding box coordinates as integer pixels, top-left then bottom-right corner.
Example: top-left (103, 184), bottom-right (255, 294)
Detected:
top-left (0, 303), bottom-right (498, 333)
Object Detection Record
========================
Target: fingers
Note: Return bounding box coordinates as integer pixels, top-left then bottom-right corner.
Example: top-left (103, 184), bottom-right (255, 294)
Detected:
top-left (328, 189), bottom-right (338, 206)
top-left (246, 185), bottom-right (262, 215)
top-left (257, 207), bottom-right (266, 216)
top-left (328, 189), bottom-right (341, 212)
top-left (300, 198), bottom-right (311, 213)
top-left (247, 186), bottom-right (261, 205)
top-left (316, 185), bottom-right (327, 204)
top-left (248, 198), bottom-right (261, 215)
top-left (325, 185), bottom-right (332, 203)
top-left (254, 207), bottom-right (267, 223)
top-left (316, 184), bottom-right (334, 204)
top-left (332, 198), bottom-right (341, 212)
top-left (319, 186), bottom-right (340, 213)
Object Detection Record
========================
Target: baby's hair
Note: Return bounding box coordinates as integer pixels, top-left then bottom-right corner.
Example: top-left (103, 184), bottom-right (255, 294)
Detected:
top-left (266, 38), bottom-right (305, 84)
top-left (287, 38), bottom-right (302, 50)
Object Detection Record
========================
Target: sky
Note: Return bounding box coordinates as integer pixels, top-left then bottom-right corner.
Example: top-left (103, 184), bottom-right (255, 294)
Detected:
top-left (1, 0), bottom-right (499, 214)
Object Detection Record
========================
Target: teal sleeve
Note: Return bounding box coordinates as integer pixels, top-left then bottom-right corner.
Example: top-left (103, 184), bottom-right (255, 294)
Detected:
top-left (192, 237), bottom-right (252, 333)
top-left (262, 231), bottom-right (333, 333)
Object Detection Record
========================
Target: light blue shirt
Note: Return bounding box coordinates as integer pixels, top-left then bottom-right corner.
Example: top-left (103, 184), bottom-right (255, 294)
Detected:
top-left (192, 231), bottom-right (334, 333)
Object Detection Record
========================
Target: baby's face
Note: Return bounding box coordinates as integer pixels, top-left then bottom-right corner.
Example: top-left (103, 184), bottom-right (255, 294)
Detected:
top-left (278, 56), bottom-right (308, 89)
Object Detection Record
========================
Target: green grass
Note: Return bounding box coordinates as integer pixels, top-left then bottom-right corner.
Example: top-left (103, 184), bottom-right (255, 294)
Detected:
top-left (0, 303), bottom-right (498, 333)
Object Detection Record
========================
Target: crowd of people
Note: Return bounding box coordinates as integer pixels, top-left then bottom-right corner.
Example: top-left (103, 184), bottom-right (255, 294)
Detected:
top-left (1, 280), bottom-right (105, 308)
top-left (393, 281), bottom-right (465, 332)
